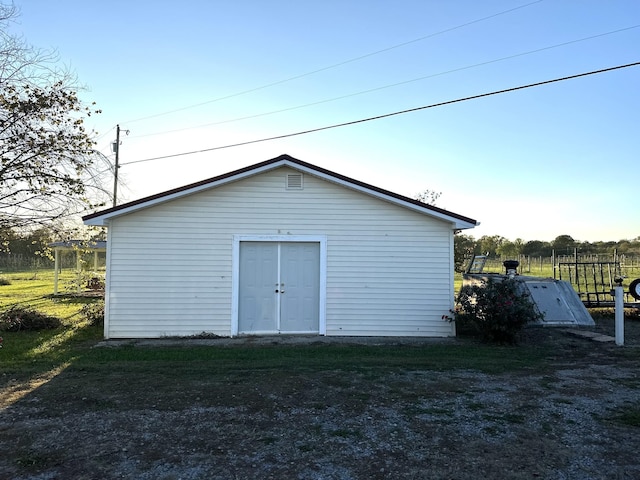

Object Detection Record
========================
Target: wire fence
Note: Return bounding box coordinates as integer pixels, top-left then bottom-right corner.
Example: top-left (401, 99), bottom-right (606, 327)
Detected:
top-left (0, 252), bottom-right (107, 272)
top-left (472, 254), bottom-right (640, 306)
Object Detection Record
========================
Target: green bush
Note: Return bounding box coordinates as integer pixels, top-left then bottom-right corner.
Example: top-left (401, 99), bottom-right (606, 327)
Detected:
top-left (85, 275), bottom-right (105, 291)
top-left (0, 306), bottom-right (62, 332)
top-left (80, 301), bottom-right (104, 328)
top-left (454, 278), bottom-right (543, 344)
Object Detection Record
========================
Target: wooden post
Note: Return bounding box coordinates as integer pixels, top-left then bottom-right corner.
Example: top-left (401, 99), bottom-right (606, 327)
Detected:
top-left (53, 248), bottom-right (60, 295)
top-left (113, 124), bottom-right (120, 207)
top-left (76, 250), bottom-right (81, 293)
top-left (574, 248), bottom-right (580, 294)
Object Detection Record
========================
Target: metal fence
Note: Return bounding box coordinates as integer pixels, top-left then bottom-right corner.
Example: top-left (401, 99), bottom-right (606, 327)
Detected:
top-left (469, 253), bottom-right (640, 306)
top-left (0, 252), bottom-right (106, 272)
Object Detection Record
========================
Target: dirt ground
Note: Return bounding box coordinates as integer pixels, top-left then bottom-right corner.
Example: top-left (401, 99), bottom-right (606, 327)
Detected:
top-left (1, 315), bottom-right (640, 480)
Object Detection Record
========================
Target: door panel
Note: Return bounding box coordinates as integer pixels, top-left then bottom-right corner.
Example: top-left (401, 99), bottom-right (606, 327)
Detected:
top-left (238, 242), bottom-right (278, 333)
top-left (280, 243), bottom-right (320, 332)
top-left (239, 241), bottom-right (320, 334)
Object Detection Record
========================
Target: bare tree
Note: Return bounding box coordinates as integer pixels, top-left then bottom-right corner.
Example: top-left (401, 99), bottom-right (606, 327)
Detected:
top-left (414, 189), bottom-right (442, 206)
top-left (0, 3), bottom-right (111, 230)
top-left (0, 3), bottom-right (71, 89)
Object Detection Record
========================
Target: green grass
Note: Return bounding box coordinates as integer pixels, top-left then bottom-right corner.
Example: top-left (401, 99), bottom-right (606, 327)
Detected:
top-left (1, 268), bottom-right (553, 412)
top-left (77, 342), bottom-right (549, 375)
top-left (0, 269), bottom-right (99, 321)
top-left (0, 269), bottom-right (104, 376)
top-left (1, 268), bottom-right (549, 371)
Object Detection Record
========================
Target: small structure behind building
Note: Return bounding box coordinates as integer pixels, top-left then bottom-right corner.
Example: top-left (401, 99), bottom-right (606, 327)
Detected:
top-left (48, 240), bottom-right (106, 294)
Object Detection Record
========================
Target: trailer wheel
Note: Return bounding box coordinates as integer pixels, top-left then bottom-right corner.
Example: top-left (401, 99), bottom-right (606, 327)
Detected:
top-left (630, 278), bottom-right (640, 301)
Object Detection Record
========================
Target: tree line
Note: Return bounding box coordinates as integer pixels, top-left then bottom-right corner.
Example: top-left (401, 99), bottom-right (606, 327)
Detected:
top-left (454, 233), bottom-right (640, 272)
top-left (3, 224), bottom-right (638, 269)
top-left (0, 225), bottom-right (105, 269)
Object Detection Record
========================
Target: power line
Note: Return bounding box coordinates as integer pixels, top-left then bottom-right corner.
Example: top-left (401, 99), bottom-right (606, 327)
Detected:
top-left (122, 0), bottom-right (544, 125)
top-left (121, 61), bottom-right (640, 167)
top-left (93, 126), bottom-right (115, 143)
top-left (128, 24), bottom-right (640, 140)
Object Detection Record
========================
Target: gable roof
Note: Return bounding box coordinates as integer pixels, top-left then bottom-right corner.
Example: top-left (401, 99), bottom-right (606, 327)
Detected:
top-left (83, 154), bottom-right (478, 229)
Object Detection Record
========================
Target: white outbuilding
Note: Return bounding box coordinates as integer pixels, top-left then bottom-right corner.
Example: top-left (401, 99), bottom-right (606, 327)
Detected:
top-left (83, 154), bottom-right (477, 339)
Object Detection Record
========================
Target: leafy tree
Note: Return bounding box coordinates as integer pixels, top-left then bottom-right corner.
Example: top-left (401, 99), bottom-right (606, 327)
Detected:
top-left (0, 225), bottom-right (17, 253)
top-left (22, 227), bottom-right (53, 257)
top-left (577, 240), bottom-right (594, 254)
top-left (0, 226), bottom-right (53, 263)
top-left (612, 239), bottom-right (640, 255)
top-left (497, 238), bottom-right (524, 258)
top-left (87, 226), bottom-right (107, 242)
top-left (477, 235), bottom-right (505, 257)
top-left (551, 235), bottom-right (577, 254)
top-left (0, 3), bottom-right (110, 230)
top-left (521, 240), bottom-right (551, 257)
top-left (454, 233), bottom-right (477, 272)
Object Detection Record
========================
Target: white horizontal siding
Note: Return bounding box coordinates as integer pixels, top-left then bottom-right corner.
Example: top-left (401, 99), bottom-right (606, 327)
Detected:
top-left (104, 166), bottom-right (455, 338)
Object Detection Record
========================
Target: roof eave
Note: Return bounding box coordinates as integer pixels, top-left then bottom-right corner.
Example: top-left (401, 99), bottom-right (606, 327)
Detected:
top-left (84, 217), bottom-right (109, 226)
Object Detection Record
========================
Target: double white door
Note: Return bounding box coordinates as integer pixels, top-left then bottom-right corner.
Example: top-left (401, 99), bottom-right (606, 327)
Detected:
top-left (238, 242), bottom-right (320, 334)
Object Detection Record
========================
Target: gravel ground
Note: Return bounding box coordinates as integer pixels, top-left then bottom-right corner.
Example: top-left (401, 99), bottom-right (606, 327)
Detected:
top-left (1, 314), bottom-right (639, 480)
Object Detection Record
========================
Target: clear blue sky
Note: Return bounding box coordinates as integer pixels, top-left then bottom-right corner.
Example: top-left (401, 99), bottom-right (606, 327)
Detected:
top-left (9, 0), bottom-right (640, 242)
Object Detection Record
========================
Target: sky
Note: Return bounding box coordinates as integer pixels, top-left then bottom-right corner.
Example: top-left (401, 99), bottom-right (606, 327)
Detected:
top-left (6, 0), bottom-right (640, 242)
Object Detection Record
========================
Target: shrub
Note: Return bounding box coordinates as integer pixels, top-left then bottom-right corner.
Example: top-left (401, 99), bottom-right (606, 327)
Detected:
top-left (0, 306), bottom-right (62, 332)
top-left (0, 277), bottom-right (11, 286)
top-left (86, 275), bottom-right (105, 291)
top-left (80, 301), bottom-right (104, 328)
top-left (454, 278), bottom-right (544, 344)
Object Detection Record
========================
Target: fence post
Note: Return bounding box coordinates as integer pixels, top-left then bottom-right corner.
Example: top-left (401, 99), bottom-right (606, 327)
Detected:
top-left (53, 249), bottom-right (60, 295)
top-left (615, 286), bottom-right (624, 346)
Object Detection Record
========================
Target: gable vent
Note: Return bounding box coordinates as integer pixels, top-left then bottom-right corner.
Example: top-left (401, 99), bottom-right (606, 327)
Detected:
top-left (286, 173), bottom-right (303, 190)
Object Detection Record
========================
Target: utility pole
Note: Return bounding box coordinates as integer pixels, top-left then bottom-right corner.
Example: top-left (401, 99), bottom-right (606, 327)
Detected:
top-left (111, 124), bottom-right (130, 207)
top-left (113, 124), bottom-right (120, 207)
